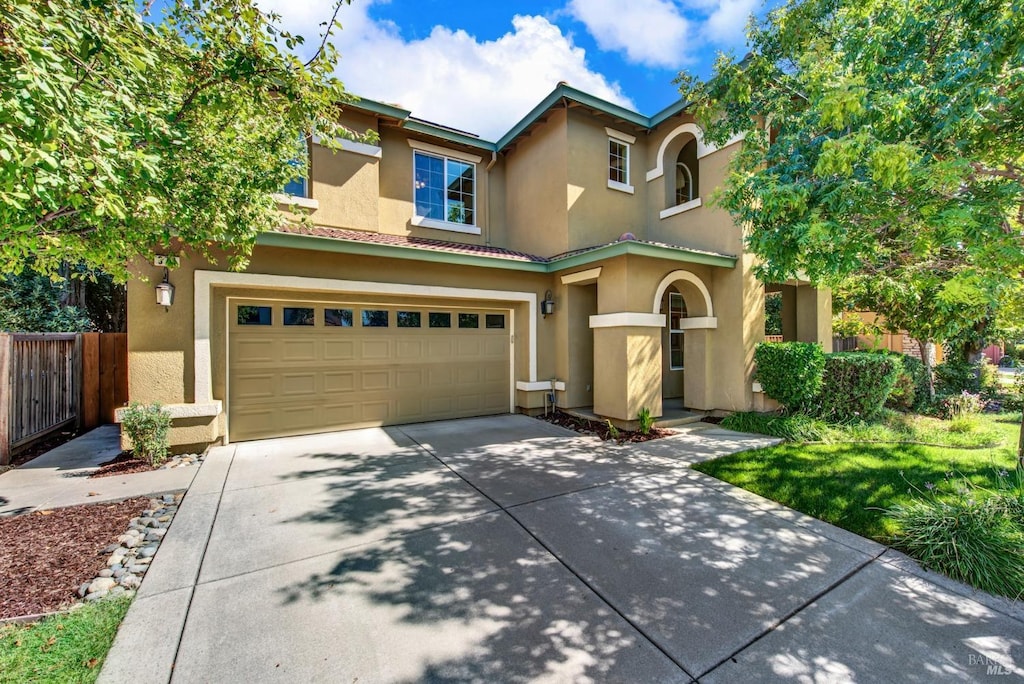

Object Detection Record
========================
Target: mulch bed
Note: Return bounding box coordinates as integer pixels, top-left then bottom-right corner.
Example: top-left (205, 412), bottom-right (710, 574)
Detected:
top-left (0, 498), bottom-right (149, 620)
top-left (89, 452), bottom-right (155, 479)
top-left (537, 410), bottom-right (676, 443)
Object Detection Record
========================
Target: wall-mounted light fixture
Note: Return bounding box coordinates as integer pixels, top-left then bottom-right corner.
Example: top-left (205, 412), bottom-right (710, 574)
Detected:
top-left (541, 290), bottom-right (555, 317)
top-left (155, 268), bottom-right (175, 309)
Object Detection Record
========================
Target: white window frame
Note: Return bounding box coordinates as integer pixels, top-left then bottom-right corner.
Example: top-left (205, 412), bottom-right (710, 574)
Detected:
top-left (669, 292), bottom-right (686, 370)
top-left (607, 137), bottom-right (634, 194)
top-left (411, 145), bottom-right (481, 235)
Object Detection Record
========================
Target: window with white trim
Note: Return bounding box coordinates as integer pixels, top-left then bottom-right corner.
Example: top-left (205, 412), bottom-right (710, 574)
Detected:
top-left (608, 138), bottom-right (629, 186)
top-left (669, 292), bottom-right (687, 370)
top-left (414, 151), bottom-right (475, 226)
top-left (282, 137), bottom-right (309, 198)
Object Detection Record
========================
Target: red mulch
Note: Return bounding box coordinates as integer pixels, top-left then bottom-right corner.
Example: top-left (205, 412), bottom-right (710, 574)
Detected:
top-left (88, 452), bottom-right (155, 479)
top-left (537, 410), bottom-right (676, 442)
top-left (0, 498), bottom-right (149, 620)
top-left (7, 429), bottom-right (82, 468)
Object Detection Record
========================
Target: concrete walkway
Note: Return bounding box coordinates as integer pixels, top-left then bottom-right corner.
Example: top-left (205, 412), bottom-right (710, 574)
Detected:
top-left (0, 425), bottom-right (197, 517)
top-left (100, 415), bottom-right (1024, 683)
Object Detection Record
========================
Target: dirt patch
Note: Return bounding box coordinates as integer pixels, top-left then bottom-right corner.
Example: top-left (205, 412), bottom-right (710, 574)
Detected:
top-left (89, 452), bottom-right (155, 479)
top-left (537, 410), bottom-right (676, 443)
top-left (0, 498), bottom-right (149, 620)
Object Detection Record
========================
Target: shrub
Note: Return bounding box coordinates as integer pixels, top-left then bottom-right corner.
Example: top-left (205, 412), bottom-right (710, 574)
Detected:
top-left (637, 407), bottom-right (653, 435)
top-left (120, 402), bottom-right (172, 465)
top-left (888, 470), bottom-right (1024, 600)
top-left (937, 391), bottom-right (984, 420)
top-left (753, 342), bottom-right (825, 413)
top-left (934, 359), bottom-right (980, 394)
top-left (720, 411), bottom-right (832, 442)
top-left (816, 352), bottom-right (901, 422)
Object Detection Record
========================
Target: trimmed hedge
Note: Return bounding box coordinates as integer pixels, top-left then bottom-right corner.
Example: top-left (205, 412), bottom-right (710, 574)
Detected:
top-left (818, 352), bottom-right (901, 422)
top-left (754, 342), bottom-right (825, 413)
top-left (885, 353), bottom-right (930, 412)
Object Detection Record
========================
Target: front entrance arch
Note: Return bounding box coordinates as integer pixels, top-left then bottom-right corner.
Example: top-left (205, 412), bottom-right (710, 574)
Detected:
top-left (654, 270), bottom-right (717, 410)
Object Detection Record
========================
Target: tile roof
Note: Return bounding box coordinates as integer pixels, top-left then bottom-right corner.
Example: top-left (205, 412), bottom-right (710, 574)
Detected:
top-left (270, 225), bottom-right (736, 265)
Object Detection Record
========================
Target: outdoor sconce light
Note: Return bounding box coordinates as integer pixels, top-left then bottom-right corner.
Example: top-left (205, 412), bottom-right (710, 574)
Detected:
top-left (541, 290), bottom-right (555, 317)
top-left (155, 268), bottom-right (175, 308)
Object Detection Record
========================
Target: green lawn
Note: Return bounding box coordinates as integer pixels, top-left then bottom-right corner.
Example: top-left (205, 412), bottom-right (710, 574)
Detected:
top-left (0, 596), bottom-right (130, 684)
top-left (695, 412), bottom-right (1022, 541)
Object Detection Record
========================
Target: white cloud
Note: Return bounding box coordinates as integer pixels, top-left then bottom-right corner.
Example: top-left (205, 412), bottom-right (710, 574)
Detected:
top-left (566, 0), bottom-right (758, 67)
top-left (259, 1), bottom-right (634, 141)
top-left (566, 0), bottom-right (692, 68)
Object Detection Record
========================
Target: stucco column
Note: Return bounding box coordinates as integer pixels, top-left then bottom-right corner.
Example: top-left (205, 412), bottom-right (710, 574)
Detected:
top-left (796, 286), bottom-right (833, 345)
top-left (682, 329), bottom-right (713, 410)
top-left (781, 285), bottom-right (797, 341)
top-left (592, 324), bottom-right (663, 422)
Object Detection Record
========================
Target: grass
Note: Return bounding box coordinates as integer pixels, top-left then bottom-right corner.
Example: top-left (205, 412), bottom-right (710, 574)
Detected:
top-left (0, 595), bottom-right (131, 684)
top-left (697, 412), bottom-right (1021, 541)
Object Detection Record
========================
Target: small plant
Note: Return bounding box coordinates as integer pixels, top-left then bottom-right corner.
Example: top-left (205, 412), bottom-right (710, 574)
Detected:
top-left (938, 391), bottom-right (984, 420)
top-left (637, 407), bottom-right (654, 435)
top-left (887, 468), bottom-right (1024, 600)
top-left (120, 402), bottom-right (172, 466)
top-left (605, 419), bottom-right (621, 442)
top-left (947, 415), bottom-right (978, 433)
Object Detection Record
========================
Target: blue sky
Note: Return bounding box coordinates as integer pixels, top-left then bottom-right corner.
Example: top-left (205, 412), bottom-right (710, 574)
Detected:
top-left (258, 0), bottom-right (778, 139)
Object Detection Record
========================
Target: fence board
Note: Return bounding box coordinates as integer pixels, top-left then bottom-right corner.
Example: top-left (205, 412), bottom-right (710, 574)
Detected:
top-left (0, 333), bottom-right (126, 465)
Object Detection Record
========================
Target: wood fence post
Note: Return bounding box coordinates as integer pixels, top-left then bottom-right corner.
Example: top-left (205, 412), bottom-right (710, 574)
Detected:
top-left (0, 334), bottom-right (10, 465)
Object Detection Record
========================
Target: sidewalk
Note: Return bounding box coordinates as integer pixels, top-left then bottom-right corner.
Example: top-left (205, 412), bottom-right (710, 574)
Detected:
top-left (0, 425), bottom-right (197, 517)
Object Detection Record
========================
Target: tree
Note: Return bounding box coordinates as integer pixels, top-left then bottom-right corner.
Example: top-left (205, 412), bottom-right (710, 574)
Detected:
top-left (678, 0), bottom-right (1024, 382)
top-left (0, 0), bottom-right (372, 281)
top-left (0, 271), bottom-right (93, 332)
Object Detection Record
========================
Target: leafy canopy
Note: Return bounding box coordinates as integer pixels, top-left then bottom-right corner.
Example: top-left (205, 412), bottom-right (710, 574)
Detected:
top-left (0, 0), bottom-right (371, 280)
top-left (678, 0), bottom-right (1024, 353)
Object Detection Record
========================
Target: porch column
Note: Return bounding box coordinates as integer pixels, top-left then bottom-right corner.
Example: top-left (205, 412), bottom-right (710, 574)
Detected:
top-left (590, 314), bottom-right (664, 422)
top-left (796, 286), bottom-right (832, 345)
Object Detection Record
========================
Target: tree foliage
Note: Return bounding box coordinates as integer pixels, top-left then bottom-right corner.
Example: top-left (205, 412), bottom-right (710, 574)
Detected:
top-left (679, 0), bottom-right (1024, 363)
top-left (0, 0), bottom-right (371, 280)
top-left (0, 270), bottom-right (93, 332)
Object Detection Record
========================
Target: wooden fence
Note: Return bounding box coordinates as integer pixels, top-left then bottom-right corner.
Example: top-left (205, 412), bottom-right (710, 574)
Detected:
top-left (0, 333), bottom-right (127, 465)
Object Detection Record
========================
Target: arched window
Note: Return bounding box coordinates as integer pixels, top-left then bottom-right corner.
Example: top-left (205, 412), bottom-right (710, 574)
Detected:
top-left (669, 292), bottom-right (688, 370)
top-left (675, 160), bottom-right (693, 205)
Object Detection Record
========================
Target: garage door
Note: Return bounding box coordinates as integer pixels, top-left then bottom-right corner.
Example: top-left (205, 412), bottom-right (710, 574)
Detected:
top-left (227, 300), bottom-right (511, 441)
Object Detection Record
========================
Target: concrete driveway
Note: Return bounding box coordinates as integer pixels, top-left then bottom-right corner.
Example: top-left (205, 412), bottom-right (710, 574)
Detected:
top-left (101, 415), bottom-right (1024, 683)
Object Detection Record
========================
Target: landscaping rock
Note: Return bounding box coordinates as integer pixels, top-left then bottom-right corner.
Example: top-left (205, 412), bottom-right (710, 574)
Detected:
top-left (85, 590), bottom-right (108, 602)
top-left (88, 577), bottom-right (116, 594)
top-left (137, 545), bottom-right (158, 558)
top-left (98, 569), bottom-right (114, 578)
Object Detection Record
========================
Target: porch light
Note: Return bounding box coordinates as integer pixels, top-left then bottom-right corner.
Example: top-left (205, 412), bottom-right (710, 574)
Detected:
top-left (155, 268), bottom-right (175, 308)
top-left (541, 290), bottom-right (555, 317)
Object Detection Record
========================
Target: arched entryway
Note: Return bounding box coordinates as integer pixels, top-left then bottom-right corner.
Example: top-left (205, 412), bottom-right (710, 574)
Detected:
top-left (653, 270), bottom-right (717, 410)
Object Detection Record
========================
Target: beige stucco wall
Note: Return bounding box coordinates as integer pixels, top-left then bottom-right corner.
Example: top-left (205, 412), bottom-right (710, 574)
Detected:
top-left (504, 109), bottom-right (569, 257)
top-left (566, 111), bottom-right (647, 249)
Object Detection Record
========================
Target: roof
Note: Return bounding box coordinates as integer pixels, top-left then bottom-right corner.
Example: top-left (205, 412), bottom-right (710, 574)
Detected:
top-left (346, 83), bottom-right (692, 154)
top-left (260, 225), bottom-right (737, 271)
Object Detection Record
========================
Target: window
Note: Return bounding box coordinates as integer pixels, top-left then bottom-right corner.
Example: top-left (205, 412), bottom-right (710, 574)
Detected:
top-left (675, 162), bottom-right (694, 205)
top-left (397, 311), bottom-right (421, 328)
top-left (671, 140), bottom-right (699, 208)
top-left (608, 139), bottom-right (629, 186)
top-left (429, 312), bottom-right (451, 328)
top-left (485, 314), bottom-right (505, 329)
top-left (669, 292), bottom-right (687, 370)
top-left (362, 310), bottom-right (389, 327)
top-left (458, 313), bottom-right (479, 329)
top-left (283, 307), bottom-right (314, 326)
top-left (282, 137), bottom-right (309, 198)
top-left (324, 309), bottom-right (353, 327)
top-left (237, 305), bottom-right (272, 326)
top-left (414, 151), bottom-right (475, 226)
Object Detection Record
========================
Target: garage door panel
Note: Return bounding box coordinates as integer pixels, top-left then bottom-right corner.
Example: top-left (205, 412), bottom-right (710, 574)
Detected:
top-left (229, 301), bottom-right (510, 441)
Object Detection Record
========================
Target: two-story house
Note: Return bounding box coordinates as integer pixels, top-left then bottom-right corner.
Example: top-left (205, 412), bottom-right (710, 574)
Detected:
top-left (125, 83), bottom-right (832, 451)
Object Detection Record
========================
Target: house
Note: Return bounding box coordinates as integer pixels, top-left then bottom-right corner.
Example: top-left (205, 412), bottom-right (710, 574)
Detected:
top-left (125, 83), bottom-right (832, 452)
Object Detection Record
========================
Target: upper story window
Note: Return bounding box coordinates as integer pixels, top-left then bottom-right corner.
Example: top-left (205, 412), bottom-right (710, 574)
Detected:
top-left (282, 136), bottom-right (309, 198)
top-left (414, 151), bottom-right (475, 227)
top-left (659, 136), bottom-right (701, 219)
top-left (606, 127), bottom-right (636, 195)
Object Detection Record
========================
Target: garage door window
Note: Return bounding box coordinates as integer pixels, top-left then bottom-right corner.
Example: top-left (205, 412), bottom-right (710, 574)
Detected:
top-left (429, 312), bottom-right (451, 328)
top-left (238, 305), bottom-right (272, 325)
top-left (324, 308), bottom-right (353, 327)
top-left (362, 310), bottom-right (389, 327)
top-left (459, 313), bottom-right (479, 328)
top-left (485, 314), bottom-right (505, 329)
top-left (397, 311), bottom-right (421, 328)
top-left (283, 307), bottom-right (314, 326)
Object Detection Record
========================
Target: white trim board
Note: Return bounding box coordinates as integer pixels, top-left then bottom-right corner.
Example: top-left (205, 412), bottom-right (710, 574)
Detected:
top-left (560, 267), bottom-right (602, 285)
top-left (516, 380), bottom-right (566, 392)
top-left (605, 127), bottom-right (637, 144)
top-left (589, 312), bottom-right (665, 329)
top-left (652, 270), bottom-right (714, 317)
top-left (193, 270), bottom-right (538, 421)
top-left (659, 198), bottom-right (702, 220)
top-left (407, 139), bottom-right (483, 164)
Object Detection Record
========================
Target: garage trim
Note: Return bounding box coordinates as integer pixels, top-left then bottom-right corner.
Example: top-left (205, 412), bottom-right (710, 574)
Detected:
top-left (193, 270), bottom-right (538, 431)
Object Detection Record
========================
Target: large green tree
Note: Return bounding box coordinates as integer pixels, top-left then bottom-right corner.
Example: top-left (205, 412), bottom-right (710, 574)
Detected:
top-left (0, 0), bottom-right (370, 280)
top-left (678, 0), bottom-right (1024, 376)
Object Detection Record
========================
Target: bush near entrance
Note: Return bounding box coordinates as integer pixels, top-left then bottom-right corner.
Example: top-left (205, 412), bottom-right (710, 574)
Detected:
top-left (817, 352), bottom-right (901, 422)
top-left (753, 342), bottom-right (825, 413)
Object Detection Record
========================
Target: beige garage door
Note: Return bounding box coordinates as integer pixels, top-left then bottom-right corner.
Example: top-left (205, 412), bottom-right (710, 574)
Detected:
top-left (228, 300), bottom-right (511, 441)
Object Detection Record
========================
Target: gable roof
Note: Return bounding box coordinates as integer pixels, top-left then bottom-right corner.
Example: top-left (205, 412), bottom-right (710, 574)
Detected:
top-left (346, 83), bottom-right (691, 154)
